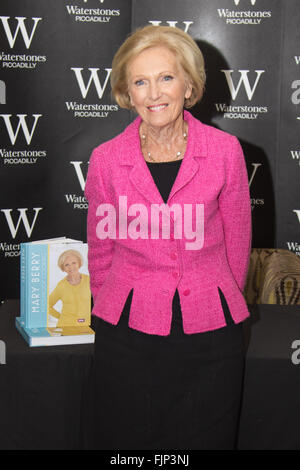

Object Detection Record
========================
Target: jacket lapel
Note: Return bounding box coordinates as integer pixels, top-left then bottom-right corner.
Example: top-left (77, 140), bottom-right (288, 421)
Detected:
top-left (130, 158), bottom-right (164, 205)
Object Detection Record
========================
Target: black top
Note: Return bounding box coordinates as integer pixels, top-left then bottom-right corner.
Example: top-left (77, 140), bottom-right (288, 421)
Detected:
top-left (146, 160), bottom-right (183, 324)
top-left (146, 159), bottom-right (182, 204)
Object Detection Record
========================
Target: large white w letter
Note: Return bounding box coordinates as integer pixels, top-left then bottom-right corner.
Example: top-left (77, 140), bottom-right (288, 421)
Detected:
top-left (1, 208), bottom-right (42, 239)
top-left (71, 68), bottom-right (112, 99)
top-left (0, 114), bottom-right (42, 145)
top-left (70, 161), bottom-right (87, 191)
top-left (0, 16), bottom-right (42, 49)
top-left (148, 21), bottom-right (193, 33)
top-left (221, 69), bottom-right (264, 101)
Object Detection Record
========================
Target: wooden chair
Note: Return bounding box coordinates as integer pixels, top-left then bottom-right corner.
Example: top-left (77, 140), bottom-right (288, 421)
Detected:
top-left (244, 249), bottom-right (300, 305)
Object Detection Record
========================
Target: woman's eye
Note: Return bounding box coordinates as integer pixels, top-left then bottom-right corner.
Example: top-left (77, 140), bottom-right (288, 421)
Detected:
top-left (135, 79), bottom-right (144, 86)
top-left (163, 75), bottom-right (173, 81)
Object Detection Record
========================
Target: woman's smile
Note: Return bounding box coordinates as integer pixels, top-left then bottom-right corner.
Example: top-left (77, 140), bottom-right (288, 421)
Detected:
top-left (147, 103), bottom-right (168, 112)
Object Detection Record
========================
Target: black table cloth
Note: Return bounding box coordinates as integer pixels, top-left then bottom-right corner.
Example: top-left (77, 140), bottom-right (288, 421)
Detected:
top-left (0, 300), bottom-right (95, 450)
top-left (1, 300), bottom-right (300, 449)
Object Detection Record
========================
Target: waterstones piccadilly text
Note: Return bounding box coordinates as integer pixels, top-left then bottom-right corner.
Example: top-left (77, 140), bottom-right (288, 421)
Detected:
top-left (65, 6), bottom-right (120, 16)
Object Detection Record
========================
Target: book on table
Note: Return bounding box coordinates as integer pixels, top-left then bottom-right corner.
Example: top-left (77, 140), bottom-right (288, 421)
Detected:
top-left (16, 237), bottom-right (95, 346)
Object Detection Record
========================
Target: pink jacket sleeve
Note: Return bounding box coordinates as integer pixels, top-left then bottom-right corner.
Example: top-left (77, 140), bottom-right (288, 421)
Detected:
top-left (218, 137), bottom-right (252, 292)
top-left (84, 148), bottom-right (114, 301)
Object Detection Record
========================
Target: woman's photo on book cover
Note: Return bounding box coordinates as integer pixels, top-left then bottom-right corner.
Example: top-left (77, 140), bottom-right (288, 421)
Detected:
top-left (48, 245), bottom-right (91, 327)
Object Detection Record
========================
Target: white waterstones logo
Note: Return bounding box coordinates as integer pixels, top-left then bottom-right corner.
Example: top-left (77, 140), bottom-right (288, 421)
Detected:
top-left (249, 163), bottom-right (264, 211)
top-left (217, 1), bottom-right (271, 25)
top-left (215, 70), bottom-right (267, 120)
top-left (0, 52), bottom-right (47, 69)
top-left (293, 210), bottom-right (300, 225)
top-left (0, 241), bottom-right (20, 258)
top-left (1, 207), bottom-right (42, 239)
top-left (71, 67), bottom-right (111, 99)
top-left (0, 17), bottom-right (46, 69)
top-left (222, 69), bottom-right (264, 101)
top-left (148, 21), bottom-right (194, 34)
top-left (290, 150), bottom-right (300, 167)
top-left (0, 17), bottom-right (41, 49)
top-left (0, 114), bottom-right (47, 165)
top-left (65, 4), bottom-right (120, 23)
top-left (295, 57), bottom-right (300, 66)
top-left (287, 242), bottom-right (300, 258)
top-left (0, 148), bottom-right (47, 165)
top-left (66, 68), bottom-right (119, 118)
top-left (249, 163), bottom-right (261, 187)
top-left (288, 214), bottom-right (300, 257)
top-left (0, 114), bottom-right (41, 145)
top-left (0, 86), bottom-right (46, 164)
top-left (70, 161), bottom-right (87, 191)
top-left (65, 162), bottom-right (88, 210)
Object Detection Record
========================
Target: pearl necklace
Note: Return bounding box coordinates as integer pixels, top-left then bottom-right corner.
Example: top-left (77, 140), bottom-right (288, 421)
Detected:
top-left (140, 123), bottom-right (188, 163)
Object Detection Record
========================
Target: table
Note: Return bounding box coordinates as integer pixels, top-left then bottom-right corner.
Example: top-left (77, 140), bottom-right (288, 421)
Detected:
top-left (0, 299), bottom-right (95, 450)
top-left (1, 300), bottom-right (300, 449)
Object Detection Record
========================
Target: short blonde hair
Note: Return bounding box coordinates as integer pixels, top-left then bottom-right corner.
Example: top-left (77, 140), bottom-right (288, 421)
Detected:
top-left (58, 250), bottom-right (83, 271)
top-left (111, 25), bottom-right (206, 109)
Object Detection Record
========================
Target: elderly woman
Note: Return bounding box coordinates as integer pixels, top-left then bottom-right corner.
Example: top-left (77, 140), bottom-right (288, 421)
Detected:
top-left (85, 25), bottom-right (251, 450)
top-left (48, 249), bottom-right (91, 326)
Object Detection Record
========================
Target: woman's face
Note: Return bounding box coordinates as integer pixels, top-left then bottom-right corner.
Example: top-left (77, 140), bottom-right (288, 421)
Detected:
top-left (63, 255), bottom-right (80, 274)
top-left (127, 46), bottom-right (192, 130)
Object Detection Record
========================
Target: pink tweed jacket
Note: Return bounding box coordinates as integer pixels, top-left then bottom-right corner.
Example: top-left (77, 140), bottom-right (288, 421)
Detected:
top-left (85, 110), bottom-right (252, 335)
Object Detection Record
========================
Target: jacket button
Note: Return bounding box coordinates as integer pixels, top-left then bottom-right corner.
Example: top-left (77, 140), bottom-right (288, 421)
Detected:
top-left (172, 271), bottom-right (179, 279)
top-left (170, 252), bottom-right (177, 260)
top-left (183, 289), bottom-right (190, 296)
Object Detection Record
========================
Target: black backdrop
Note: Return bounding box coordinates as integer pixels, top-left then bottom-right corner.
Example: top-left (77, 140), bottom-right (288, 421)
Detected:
top-left (0, 0), bottom-right (299, 300)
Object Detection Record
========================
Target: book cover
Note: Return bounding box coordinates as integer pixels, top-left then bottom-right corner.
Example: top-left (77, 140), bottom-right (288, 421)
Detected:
top-left (16, 237), bottom-right (94, 346)
top-left (15, 316), bottom-right (94, 347)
